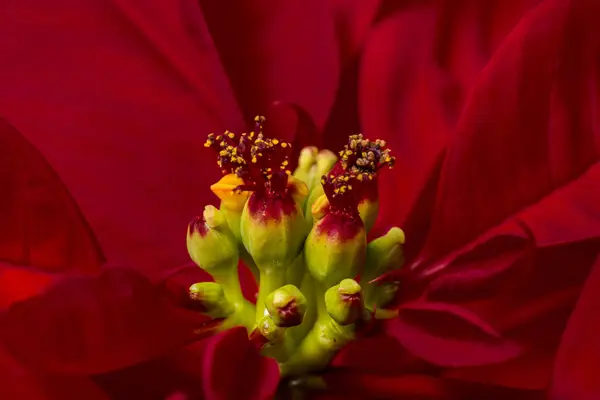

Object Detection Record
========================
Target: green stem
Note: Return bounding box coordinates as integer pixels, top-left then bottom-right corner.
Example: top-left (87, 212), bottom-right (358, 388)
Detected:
top-left (220, 204), bottom-right (261, 282)
top-left (279, 283), bottom-right (355, 377)
top-left (285, 253), bottom-right (305, 288)
top-left (211, 265), bottom-right (255, 330)
top-left (240, 247), bottom-right (260, 283)
top-left (261, 268), bottom-right (313, 363)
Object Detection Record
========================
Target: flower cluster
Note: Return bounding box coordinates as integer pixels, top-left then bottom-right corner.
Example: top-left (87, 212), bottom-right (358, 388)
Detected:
top-left (187, 116), bottom-right (402, 376)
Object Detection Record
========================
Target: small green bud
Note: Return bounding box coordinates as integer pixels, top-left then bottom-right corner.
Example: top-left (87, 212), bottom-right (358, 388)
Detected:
top-left (315, 149), bottom-right (338, 174)
top-left (293, 146), bottom-right (318, 188)
top-left (265, 285), bottom-right (307, 327)
top-left (188, 282), bottom-right (234, 318)
top-left (302, 149), bottom-right (338, 224)
top-left (255, 315), bottom-right (285, 343)
top-left (186, 205), bottom-right (239, 273)
top-left (325, 279), bottom-right (364, 325)
top-left (310, 150), bottom-right (337, 189)
top-left (294, 147), bottom-right (338, 194)
top-left (365, 227), bottom-right (405, 278)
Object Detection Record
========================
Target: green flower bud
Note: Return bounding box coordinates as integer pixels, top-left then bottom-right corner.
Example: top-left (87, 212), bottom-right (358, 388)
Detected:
top-left (265, 285), bottom-right (307, 327)
top-left (293, 146), bottom-right (318, 188)
top-left (294, 147), bottom-right (338, 194)
top-left (186, 205), bottom-right (239, 273)
top-left (325, 279), bottom-right (364, 325)
top-left (309, 150), bottom-right (338, 189)
top-left (255, 315), bottom-right (285, 343)
top-left (305, 176), bottom-right (366, 287)
top-left (364, 227), bottom-right (405, 278)
top-left (240, 186), bottom-right (307, 269)
top-left (188, 282), bottom-right (234, 319)
top-left (316, 149), bottom-right (338, 174)
top-left (302, 149), bottom-right (337, 224)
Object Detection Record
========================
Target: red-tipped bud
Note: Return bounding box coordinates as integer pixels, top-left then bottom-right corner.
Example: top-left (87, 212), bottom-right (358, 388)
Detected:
top-left (325, 279), bottom-right (364, 325)
top-left (265, 285), bottom-right (307, 327)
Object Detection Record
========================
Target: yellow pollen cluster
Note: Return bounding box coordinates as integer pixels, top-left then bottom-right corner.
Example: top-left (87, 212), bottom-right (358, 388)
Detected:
top-left (339, 134), bottom-right (395, 175)
top-left (204, 132), bottom-right (247, 175)
top-left (321, 173), bottom-right (360, 197)
top-left (204, 116), bottom-right (293, 180)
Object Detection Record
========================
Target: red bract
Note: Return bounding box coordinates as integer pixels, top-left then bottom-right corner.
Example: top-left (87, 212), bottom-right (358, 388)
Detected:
top-left (0, 119), bottom-right (105, 308)
top-left (0, 0), bottom-right (598, 399)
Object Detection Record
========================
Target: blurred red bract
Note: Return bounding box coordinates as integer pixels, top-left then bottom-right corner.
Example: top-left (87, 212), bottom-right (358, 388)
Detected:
top-left (0, 0), bottom-right (598, 399)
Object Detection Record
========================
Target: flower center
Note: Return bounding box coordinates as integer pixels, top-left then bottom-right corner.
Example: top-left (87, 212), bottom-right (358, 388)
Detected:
top-left (188, 116), bottom-right (404, 382)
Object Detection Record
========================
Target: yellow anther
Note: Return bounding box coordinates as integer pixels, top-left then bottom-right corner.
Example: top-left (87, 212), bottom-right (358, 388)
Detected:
top-left (272, 139), bottom-right (279, 145)
top-left (281, 142), bottom-right (288, 148)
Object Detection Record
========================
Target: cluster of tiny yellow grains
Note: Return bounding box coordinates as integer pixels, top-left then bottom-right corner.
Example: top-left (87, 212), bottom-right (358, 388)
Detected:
top-left (204, 116), bottom-right (292, 179)
top-left (320, 172), bottom-right (363, 197)
top-left (339, 134), bottom-right (395, 174)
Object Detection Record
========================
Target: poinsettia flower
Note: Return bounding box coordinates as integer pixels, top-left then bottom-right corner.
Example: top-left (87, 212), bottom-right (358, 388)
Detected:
top-left (1, 0), bottom-right (598, 399)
